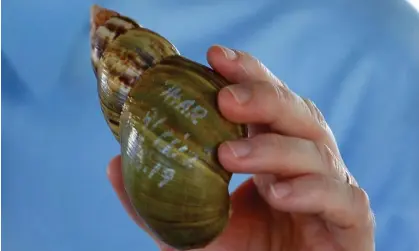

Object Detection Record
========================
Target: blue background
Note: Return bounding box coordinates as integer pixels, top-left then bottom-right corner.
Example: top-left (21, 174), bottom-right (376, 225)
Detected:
top-left (2, 0), bottom-right (419, 250)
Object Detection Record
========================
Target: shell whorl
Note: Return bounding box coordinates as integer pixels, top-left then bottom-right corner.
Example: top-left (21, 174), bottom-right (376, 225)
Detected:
top-left (90, 6), bottom-right (180, 141)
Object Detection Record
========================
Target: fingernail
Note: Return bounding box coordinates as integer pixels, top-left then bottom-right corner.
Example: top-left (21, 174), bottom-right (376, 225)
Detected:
top-left (270, 182), bottom-right (291, 199)
top-left (226, 84), bottom-right (252, 104)
top-left (220, 46), bottom-right (237, 60)
top-left (226, 140), bottom-right (252, 158)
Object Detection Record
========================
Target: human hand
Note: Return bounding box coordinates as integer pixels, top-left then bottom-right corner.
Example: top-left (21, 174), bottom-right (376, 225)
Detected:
top-left (107, 45), bottom-right (375, 251)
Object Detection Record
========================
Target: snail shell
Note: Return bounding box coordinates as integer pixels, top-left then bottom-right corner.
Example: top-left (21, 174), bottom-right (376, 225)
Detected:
top-left (90, 5), bottom-right (246, 250)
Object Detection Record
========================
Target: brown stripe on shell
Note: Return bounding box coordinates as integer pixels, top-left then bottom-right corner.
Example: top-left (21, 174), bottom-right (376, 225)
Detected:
top-left (109, 118), bottom-right (120, 126)
top-left (101, 46), bottom-right (147, 89)
top-left (104, 44), bottom-right (148, 72)
top-left (91, 16), bottom-right (140, 74)
top-left (98, 96), bottom-right (122, 141)
top-left (118, 74), bottom-right (137, 87)
top-left (126, 52), bottom-right (147, 72)
top-left (133, 46), bottom-right (155, 68)
top-left (111, 15), bottom-right (141, 30)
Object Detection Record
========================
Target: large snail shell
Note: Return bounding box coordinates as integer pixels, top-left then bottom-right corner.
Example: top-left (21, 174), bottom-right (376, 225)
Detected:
top-left (90, 5), bottom-right (246, 250)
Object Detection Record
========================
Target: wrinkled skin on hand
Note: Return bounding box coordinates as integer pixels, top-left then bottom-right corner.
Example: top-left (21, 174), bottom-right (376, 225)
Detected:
top-left (107, 45), bottom-right (375, 251)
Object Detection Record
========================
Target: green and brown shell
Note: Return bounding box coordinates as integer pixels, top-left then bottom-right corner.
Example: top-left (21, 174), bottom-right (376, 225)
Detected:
top-left (90, 5), bottom-right (246, 250)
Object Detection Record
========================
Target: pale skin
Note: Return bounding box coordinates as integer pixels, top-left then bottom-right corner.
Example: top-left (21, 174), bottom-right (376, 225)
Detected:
top-left (107, 45), bottom-right (375, 251)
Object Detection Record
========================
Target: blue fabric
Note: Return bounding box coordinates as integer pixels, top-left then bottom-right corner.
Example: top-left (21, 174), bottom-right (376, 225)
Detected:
top-left (2, 0), bottom-right (419, 250)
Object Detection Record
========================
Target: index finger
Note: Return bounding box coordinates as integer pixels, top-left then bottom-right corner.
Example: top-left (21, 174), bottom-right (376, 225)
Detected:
top-left (207, 45), bottom-right (282, 86)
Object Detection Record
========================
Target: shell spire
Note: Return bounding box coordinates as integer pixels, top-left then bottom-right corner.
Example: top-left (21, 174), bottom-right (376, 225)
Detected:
top-left (89, 5), bottom-right (141, 76)
top-left (89, 5), bottom-right (119, 42)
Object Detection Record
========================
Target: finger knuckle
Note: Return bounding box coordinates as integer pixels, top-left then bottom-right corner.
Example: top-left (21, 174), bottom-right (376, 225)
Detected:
top-left (271, 82), bottom-right (293, 105)
top-left (302, 98), bottom-right (331, 139)
top-left (240, 50), bottom-right (266, 70)
top-left (238, 50), bottom-right (268, 73)
top-left (356, 187), bottom-right (371, 211)
top-left (241, 52), bottom-right (282, 84)
top-left (352, 186), bottom-right (375, 226)
top-left (303, 98), bottom-right (325, 123)
top-left (251, 81), bottom-right (291, 124)
top-left (315, 143), bottom-right (340, 177)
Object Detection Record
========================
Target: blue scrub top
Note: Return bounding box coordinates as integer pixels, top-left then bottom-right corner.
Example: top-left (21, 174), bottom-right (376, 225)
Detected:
top-left (3, 0), bottom-right (419, 250)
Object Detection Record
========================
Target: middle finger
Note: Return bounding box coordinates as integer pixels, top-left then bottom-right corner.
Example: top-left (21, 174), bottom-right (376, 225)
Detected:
top-left (218, 133), bottom-right (335, 178)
